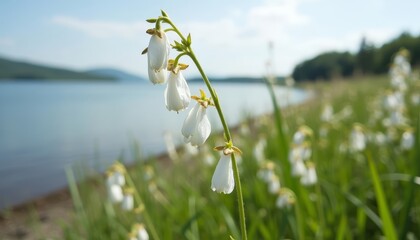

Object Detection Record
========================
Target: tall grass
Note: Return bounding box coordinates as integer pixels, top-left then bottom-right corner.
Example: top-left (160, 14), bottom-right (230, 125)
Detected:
top-left (63, 74), bottom-right (420, 239)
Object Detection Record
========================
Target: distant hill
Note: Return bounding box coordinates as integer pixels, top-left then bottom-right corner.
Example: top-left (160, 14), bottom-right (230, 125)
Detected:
top-left (84, 68), bottom-right (146, 82)
top-left (0, 56), bottom-right (115, 81)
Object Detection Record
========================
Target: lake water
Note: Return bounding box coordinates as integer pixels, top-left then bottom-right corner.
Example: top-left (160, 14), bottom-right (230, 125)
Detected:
top-left (0, 81), bottom-right (309, 209)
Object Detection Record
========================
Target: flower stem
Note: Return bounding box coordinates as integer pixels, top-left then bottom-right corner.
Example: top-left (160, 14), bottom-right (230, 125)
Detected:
top-left (161, 16), bottom-right (248, 240)
top-left (188, 44), bottom-right (248, 240)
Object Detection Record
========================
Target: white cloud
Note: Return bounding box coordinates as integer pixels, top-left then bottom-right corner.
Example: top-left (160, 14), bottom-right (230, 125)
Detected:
top-left (51, 16), bottom-right (148, 39)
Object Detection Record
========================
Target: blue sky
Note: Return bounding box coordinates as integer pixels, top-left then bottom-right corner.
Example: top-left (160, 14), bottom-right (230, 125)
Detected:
top-left (0, 0), bottom-right (419, 77)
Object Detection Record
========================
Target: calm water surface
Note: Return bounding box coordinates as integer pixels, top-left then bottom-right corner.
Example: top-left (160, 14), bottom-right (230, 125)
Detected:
top-left (0, 81), bottom-right (309, 209)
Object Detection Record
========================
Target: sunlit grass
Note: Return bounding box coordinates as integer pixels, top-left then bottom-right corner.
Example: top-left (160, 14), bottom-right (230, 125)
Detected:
top-left (63, 73), bottom-right (420, 239)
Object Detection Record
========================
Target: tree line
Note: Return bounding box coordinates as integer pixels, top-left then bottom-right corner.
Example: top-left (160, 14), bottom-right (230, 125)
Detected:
top-left (292, 32), bottom-right (420, 81)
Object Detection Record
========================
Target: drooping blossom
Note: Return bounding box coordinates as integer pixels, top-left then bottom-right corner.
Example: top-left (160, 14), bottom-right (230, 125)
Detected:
top-left (301, 164), bottom-right (317, 186)
top-left (146, 29), bottom-right (170, 84)
top-left (165, 70), bottom-right (191, 112)
top-left (211, 153), bottom-right (234, 194)
top-left (350, 125), bottom-right (366, 152)
top-left (401, 130), bottom-right (414, 150)
top-left (181, 103), bottom-right (211, 146)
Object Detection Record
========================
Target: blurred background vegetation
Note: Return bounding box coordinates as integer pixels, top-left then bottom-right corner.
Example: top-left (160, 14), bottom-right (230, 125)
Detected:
top-left (292, 32), bottom-right (420, 81)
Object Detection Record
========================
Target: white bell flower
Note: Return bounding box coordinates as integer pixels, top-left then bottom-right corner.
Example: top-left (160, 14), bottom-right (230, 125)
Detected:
top-left (301, 165), bottom-right (317, 186)
top-left (165, 71), bottom-right (191, 112)
top-left (276, 190), bottom-right (295, 209)
top-left (401, 130), bottom-right (414, 150)
top-left (133, 224), bottom-right (149, 240)
top-left (293, 130), bottom-right (305, 145)
top-left (350, 126), bottom-right (366, 152)
top-left (147, 30), bottom-right (170, 71)
top-left (292, 159), bottom-right (306, 177)
top-left (211, 153), bottom-right (234, 194)
top-left (121, 193), bottom-right (134, 211)
top-left (182, 103), bottom-right (211, 146)
top-left (321, 104), bottom-right (333, 122)
top-left (268, 175), bottom-right (281, 194)
top-left (108, 184), bottom-right (123, 203)
top-left (106, 171), bottom-right (125, 187)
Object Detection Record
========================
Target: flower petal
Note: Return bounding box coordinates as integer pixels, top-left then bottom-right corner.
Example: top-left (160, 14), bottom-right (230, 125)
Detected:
top-left (190, 106), bottom-right (211, 146)
top-left (147, 32), bottom-right (170, 71)
top-left (182, 103), bottom-right (200, 139)
top-left (211, 154), bottom-right (234, 194)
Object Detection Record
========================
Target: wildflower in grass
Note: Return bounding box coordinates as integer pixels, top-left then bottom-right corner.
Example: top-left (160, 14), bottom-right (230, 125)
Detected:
top-left (292, 159), bottom-right (307, 177)
top-left (108, 184), bottom-right (124, 203)
top-left (374, 132), bottom-right (387, 146)
top-left (106, 169), bottom-right (125, 186)
top-left (253, 138), bottom-right (266, 163)
top-left (121, 188), bottom-right (135, 211)
top-left (350, 124), bottom-right (366, 152)
top-left (401, 129), bottom-right (414, 150)
top-left (181, 90), bottom-right (212, 146)
top-left (321, 104), bottom-right (334, 122)
top-left (106, 163), bottom-right (126, 203)
top-left (268, 175), bottom-right (281, 194)
top-left (211, 143), bottom-right (242, 194)
top-left (165, 64), bottom-right (191, 112)
top-left (211, 153), bottom-right (234, 194)
top-left (145, 28), bottom-right (170, 84)
top-left (383, 91), bottom-right (400, 111)
top-left (129, 223), bottom-right (149, 240)
top-left (391, 48), bottom-right (411, 78)
top-left (301, 163), bottom-right (317, 186)
top-left (257, 161), bottom-right (275, 182)
top-left (276, 189), bottom-right (295, 209)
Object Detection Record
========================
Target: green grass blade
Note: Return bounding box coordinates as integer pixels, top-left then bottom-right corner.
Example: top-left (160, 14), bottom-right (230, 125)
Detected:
top-left (65, 167), bottom-right (90, 232)
top-left (366, 152), bottom-right (398, 240)
top-left (399, 114), bottom-right (420, 239)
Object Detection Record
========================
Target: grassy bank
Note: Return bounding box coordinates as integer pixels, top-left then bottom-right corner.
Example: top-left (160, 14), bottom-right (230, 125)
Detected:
top-left (59, 73), bottom-right (420, 239)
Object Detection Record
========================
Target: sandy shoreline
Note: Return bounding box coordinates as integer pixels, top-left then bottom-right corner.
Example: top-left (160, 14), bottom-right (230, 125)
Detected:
top-left (0, 89), bottom-right (315, 240)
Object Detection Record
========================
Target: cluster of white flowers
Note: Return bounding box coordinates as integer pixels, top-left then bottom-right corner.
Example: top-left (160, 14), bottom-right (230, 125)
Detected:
top-left (105, 164), bottom-right (137, 212)
top-left (105, 163), bottom-right (150, 238)
top-left (346, 49), bottom-right (417, 153)
top-left (254, 139), bottom-right (295, 209)
top-left (257, 161), bottom-right (281, 194)
top-left (144, 18), bottom-right (243, 195)
top-left (380, 50), bottom-right (415, 150)
top-left (288, 126), bottom-right (318, 186)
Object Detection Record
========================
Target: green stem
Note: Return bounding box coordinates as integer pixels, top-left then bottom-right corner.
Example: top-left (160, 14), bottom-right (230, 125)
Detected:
top-left (188, 51), bottom-right (247, 240)
top-left (173, 52), bottom-right (189, 69)
top-left (124, 170), bottom-right (160, 240)
top-left (161, 16), bottom-right (248, 240)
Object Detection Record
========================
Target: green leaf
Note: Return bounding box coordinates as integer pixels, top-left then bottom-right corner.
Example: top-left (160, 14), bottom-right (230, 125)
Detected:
top-left (161, 9), bottom-right (168, 17)
top-left (187, 33), bottom-right (192, 46)
top-left (399, 114), bottom-right (420, 239)
top-left (366, 152), bottom-right (398, 240)
top-left (146, 18), bottom-right (157, 23)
